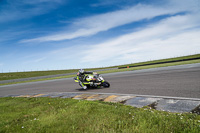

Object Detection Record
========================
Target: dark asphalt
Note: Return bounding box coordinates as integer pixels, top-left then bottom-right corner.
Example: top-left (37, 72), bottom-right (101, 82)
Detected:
top-left (0, 63), bottom-right (200, 98)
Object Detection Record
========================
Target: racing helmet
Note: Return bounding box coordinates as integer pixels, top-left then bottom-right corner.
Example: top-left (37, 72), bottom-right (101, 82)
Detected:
top-left (79, 69), bottom-right (84, 74)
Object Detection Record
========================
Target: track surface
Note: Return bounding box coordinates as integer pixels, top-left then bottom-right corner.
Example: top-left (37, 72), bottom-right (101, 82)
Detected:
top-left (0, 64), bottom-right (200, 98)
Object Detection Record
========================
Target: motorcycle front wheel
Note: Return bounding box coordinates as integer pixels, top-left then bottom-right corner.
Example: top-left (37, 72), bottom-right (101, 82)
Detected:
top-left (103, 81), bottom-right (110, 88)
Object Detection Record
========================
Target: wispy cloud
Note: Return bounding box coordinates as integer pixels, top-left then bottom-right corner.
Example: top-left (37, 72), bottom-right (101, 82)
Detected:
top-left (0, 0), bottom-right (65, 23)
top-left (21, 0), bottom-right (197, 43)
top-left (23, 57), bottom-right (47, 64)
top-left (80, 13), bottom-right (200, 64)
top-left (1, 0), bottom-right (200, 72)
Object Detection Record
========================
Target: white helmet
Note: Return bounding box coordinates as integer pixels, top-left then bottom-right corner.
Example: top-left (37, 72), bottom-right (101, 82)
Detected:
top-left (79, 69), bottom-right (84, 74)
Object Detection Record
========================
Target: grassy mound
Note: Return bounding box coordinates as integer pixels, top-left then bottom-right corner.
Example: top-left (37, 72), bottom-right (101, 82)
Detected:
top-left (118, 54), bottom-right (200, 68)
top-left (0, 97), bottom-right (199, 132)
top-left (0, 54), bottom-right (200, 82)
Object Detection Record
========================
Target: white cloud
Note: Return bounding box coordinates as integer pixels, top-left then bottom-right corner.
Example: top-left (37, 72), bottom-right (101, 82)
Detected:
top-left (23, 57), bottom-right (47, 64)
top-left (0, 0), bottom-right (65, 23)
top-left (21, 0), bottom-right (198, 43)
top-left (11, 12), bottom-right (200, 70)
top-left (80, 13), bottom-right (200, 65)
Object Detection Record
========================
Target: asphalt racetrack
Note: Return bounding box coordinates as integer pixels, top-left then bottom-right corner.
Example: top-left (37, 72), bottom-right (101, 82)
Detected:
top-left (0, 63), bottom-right (200, 98)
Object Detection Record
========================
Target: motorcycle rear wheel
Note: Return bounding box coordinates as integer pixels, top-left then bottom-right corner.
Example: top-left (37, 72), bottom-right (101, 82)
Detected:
top-left (103, 81), bottom-right (110, 88)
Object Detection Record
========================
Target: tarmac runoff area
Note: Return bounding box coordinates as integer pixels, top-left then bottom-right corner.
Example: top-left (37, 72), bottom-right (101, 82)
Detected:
top-left (7, 92), bottom-right (200, 114)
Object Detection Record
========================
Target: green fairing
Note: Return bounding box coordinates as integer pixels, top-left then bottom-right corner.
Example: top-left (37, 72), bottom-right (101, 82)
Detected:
top-left (81, 82), bottom-right (85, 86)
top-left (74, 73), bottom-right (110, 89)
top-left (83, 82), bottom-right (90, 84)
top-left (85, 74), bottom-right (94, 82)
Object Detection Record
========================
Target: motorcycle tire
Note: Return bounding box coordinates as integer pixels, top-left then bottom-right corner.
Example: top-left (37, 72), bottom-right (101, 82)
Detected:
top-left (86, 85), bottom-right (91, 89)
top-left (103, 81), bottom-right (110, 88)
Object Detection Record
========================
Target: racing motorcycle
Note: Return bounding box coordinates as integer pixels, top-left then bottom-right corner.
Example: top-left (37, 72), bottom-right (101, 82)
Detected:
top-left (74, 73), bottom-right (110, 89)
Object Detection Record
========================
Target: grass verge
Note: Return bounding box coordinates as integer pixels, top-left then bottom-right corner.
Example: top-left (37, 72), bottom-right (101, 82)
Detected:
top-left (98, 59), bottom-right (200, 74)
top-left (0, 67), bottom-right (114, 81)
top-left (1, 54), bottom-right (200, 81)
top-left (0, 97), bottom-right (199, 133)
top-left (0, 59), bottom-right (200, 86)
top-left (118, 54), bottom-right (200, 68)
top-left (0, 75), bottom-right (76, 86)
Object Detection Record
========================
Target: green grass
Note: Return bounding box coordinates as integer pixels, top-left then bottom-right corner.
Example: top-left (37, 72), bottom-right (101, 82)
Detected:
top-left (0, 97), bottom-right (199, 133)
top-left (118, 54), bottom-right (200, 68)
top-left (0, 67), bottom-right (113, 81)
top-left (98, 59), bottom-right (200, 74)
top-left (0, 75), bottom-right (76, 86)
top-left (0, 54), bottom-right (200, 86)
top-left (0, 69), bottom-right (77, 81)
top-left (0, 59), bottom-right (200, 86)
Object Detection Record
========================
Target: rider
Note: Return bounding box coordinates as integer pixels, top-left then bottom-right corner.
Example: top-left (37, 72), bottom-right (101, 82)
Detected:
top-left (77, 69), bottom-right (96, 89)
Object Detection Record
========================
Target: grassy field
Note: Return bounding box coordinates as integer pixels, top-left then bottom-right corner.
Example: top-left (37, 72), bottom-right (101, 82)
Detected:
top-left (0, 58), bottom-right (200, 86)
top-left (0, 54), bottom-right (200, 83)
top-left (118, 54), bottom-right (200, 68)
top-left (0, 97), bottom-right (199, 133)
top-left (98, 59), bottom-right (200, 74)
top-left (0, 67), bottom-right (114, 81)
top-left (0, 75), bottom-right (77, 86)
top-left (0, 69), bottom-right (78, 81)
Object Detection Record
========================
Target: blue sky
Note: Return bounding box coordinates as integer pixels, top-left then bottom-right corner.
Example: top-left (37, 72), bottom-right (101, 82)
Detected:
top-left (0, 0), bottom-right (200, 72)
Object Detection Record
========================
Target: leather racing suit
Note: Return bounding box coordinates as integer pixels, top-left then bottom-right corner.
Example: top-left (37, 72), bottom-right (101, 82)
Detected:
top-left (77, 71), bottom-right (94, 89)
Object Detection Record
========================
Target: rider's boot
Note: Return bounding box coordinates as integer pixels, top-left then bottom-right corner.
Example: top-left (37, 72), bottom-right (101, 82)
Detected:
top-left (83, 86), bottom-right (87, 89)
top-left (79, 81), bottom-right (87, 89)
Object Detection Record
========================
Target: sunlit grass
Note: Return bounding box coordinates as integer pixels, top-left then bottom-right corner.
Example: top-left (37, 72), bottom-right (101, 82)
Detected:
top-left (0, 59), bottom-right (200, 86)
top-left (98, 59), bottom-right (200, 74)
top-left (1, 54), bottom-right (200, 81)
top-left (118, 54), bottom-right (200, 68)
top-left (0, 97), bottom-right (199, 132)
top-left (0, 67), bottom-right (113, 81)
top-left (0, 75), bottom-right (76, 86)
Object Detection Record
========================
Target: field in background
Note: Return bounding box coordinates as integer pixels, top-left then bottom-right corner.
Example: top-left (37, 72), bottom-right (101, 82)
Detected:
top-left (99, 59), bottom-right (200, 74)
top-left (0, 97), bottom-right (199, 132)
top-left (118, 54), bottom-right (200, 68)
top-left (0, 54), bottom-right (200, 81)
top-left (0, 67), bottom-right (114, 81)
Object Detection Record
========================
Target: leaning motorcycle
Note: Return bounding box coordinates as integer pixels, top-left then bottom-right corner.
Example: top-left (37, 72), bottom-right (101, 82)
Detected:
top-left (74, 74), bottom-right (110, 89)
